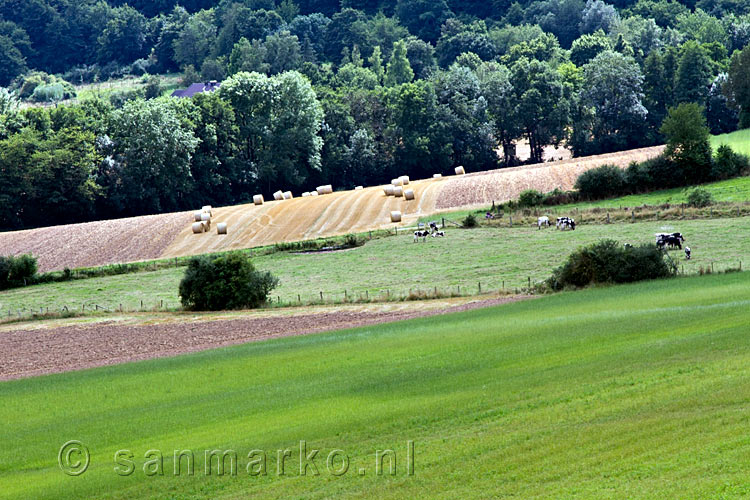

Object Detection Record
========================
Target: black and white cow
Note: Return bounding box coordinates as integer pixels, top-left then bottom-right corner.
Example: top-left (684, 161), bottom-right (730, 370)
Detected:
top-left (429, 221), bottom-right (440, 233)
top-left (557, 217), bottom-right (576, 230)
top-left (656, 234), bottom-right (682, 250)
top-left (538, 216), bottom-right (550, 229)
top-left (685, 246), bottom-right (691, 260)
top-left (414, 230), bottom-right (430, 242)
top-left (431, 230), bottom-right (445, 237)
top-left (656, 232), bottom-right (685, 247)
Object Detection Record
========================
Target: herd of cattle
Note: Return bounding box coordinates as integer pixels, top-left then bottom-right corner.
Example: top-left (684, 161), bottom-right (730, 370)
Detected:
top-left (413, 214), bottom-right (693, 259)
top-left (414, 221), bottom-right (446, 242)
top-left (537, 216), bottom-right (576, 230)
top-left (539, 216), bottom-right (692, 259)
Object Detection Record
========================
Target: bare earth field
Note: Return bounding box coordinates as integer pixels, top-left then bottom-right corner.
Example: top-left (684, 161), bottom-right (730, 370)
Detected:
top-left (0, 146), bottom-right (663, 272)
top-left (0, 295), bottom-right (528, 381)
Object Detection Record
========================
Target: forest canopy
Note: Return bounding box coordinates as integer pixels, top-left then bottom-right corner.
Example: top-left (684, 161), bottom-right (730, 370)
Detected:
top-left (2, 0), bottom-right (750, 230)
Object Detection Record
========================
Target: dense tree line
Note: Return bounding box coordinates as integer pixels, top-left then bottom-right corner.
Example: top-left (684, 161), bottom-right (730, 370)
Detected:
top-left (3, 0), bottom-right (750, 230)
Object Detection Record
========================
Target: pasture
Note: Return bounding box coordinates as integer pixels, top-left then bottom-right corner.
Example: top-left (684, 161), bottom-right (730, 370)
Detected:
top-left (1, 216), bottom-right (748, 314)
top-left (712, 128), bottom-right (750, 156)
top-left (2, 271), bottom-right (750, 499)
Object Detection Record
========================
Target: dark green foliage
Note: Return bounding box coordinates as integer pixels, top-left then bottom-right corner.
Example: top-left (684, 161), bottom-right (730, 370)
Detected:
top-left (518, 189), bottom-right (545, 207)
top-left (661, 103), bottom-right (713, 185)
top-left (462, 213), bottom-right (478, 228)
top-left (0, 254), bottom-right (37, 290)
top-left (575, 164), bottom-right (628, 199)
top-left (711, 144), bottom-right (749, 180)
top-left (687, 187), bottom-right (714, 207)
top-left (179, 253), bottom-right (279, 311)
top-left (547, 239), bottom-right (675, 290)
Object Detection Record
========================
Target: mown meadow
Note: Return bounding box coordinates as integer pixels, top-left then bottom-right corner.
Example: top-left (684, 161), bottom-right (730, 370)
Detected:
top-left (0, 216), bottom-right (747, 314)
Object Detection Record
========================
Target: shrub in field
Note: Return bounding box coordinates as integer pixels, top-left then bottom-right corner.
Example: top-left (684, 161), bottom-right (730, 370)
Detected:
top-left (518, 189), bottom-right (545, 207)
top-left (624, 160), bottom-right (653, 193)
top-left (711, 144), bottom-right (749, 180)
top-left (547, 239), bottom-right (674, 290)
top-left (0, 254), bottom-right (38, 290)
top-left (462, 213), bottom-right (478, 228)
top-left (179, 253), bottom-right (278, 311)
top-left (687, 187), bottom-right (714, 207)
top-left (575, 164), bottom-right (627, 200)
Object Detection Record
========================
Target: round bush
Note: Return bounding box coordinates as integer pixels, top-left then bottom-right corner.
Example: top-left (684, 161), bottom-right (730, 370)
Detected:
top-left (179, 253), bottom-right (279, 311)
top-left (686, 187), bottom-right (714, 208)
top-left (518, 189), bottom-right (545, 207)
top-left (574, 164), bottom-right (627, 200)
top-left (547, 239), bottom-right (675, 290)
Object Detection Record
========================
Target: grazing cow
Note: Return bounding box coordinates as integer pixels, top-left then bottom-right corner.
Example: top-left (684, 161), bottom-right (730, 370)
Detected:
top-left (485, 212), bottom-right (495, 219)
top-left (538, 216), bottom-right (550, 229)
top-left (414, 230), bottom-right (430, 242)
top-left (429, 221), bottom-right (440, 233)
top-left (557, 217), bottom-right (576, 230)
top-left (656, 232), bottom-right (685, 246)
top-left (432, 230), bottom-right (445, 237)
top-left (657, 234), bottom-right (682, 250)
top-left (685, 247), bottom-right (691, 260)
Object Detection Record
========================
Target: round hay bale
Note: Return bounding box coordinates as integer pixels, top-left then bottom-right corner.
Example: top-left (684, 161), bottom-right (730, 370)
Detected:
top-left (391, 178), bottom-right (403, 186)
top-left (404, 188), bottom-right (415, 201)
top-left (390, 211), bottom-right (402, 223)
top-left (200, 212), bottom-right (211, 222)
top-left (253, 194), bottom-right (264, 205)
top-left (194, 211), bottom-right (203, 222)
top-left (310, 191), bottom-right (319, 196)
top-left (433, 173), bottom-right (442, 179)
top-left (192, 222), bottom-right (205, 234)
top-left (384, 185), bottom-right (395, 196)
top-left (455, 166), bottom-right (466, 175)
top-left (399, 175), bottom-right (410, 185)
top-left (393, 186), bottom-right (404, 197)
top-left (273, 190), bottom-right (284, 201)
top-left (217, 222), bottom-right (228, 235)
top-left (301, 192), bottom-right (310, 197)
top-left (202, 205), bottom-right (212, 213)
top-left (283, 191), bottom-right (293, 200)
top-left (316, 185), bottom-right (333, 195)
top-left (355, 185), bottom-right (364, 190)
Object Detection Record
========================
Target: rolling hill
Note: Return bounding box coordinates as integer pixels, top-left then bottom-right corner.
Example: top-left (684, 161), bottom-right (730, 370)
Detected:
top-left (0, 146), bottom-right (663, 272)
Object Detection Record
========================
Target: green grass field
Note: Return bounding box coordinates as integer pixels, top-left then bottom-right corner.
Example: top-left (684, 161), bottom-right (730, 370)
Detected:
top-left (713, 128), bottom-right (750, 156)
top-left (2, 271), bottom-right (750, 499)
top-left (1, 217), bottom-right (748, 314)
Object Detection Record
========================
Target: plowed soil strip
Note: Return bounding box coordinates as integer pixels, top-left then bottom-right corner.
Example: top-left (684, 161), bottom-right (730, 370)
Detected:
top-left (0, 296), bottom-right (529, 381)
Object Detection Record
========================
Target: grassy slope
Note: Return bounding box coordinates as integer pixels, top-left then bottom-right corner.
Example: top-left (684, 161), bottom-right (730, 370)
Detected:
top-left (1, 272), bottom-right (750, 499)
top-left (1, 217), bottom-right (748, 312)
top-left (713, 128), bottom-right (750, 156)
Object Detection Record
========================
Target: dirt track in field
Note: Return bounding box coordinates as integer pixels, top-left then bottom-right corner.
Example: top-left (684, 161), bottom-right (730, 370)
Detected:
top-left (0, 296), bottom-right (529, 381)
top-left (0, 146), bottom-right (664, 272)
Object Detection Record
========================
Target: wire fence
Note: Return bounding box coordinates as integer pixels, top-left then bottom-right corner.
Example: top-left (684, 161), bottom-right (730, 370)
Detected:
top-left (2, 262), bottom-right (745, 322)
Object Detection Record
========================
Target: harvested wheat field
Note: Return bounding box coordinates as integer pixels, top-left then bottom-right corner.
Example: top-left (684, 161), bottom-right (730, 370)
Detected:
top-left (437, 146), bottom-right (664, 209)
top-left (0, 146), bottom-right (663, 271)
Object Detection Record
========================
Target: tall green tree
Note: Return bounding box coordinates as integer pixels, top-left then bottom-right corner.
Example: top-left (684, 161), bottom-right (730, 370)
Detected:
top-left (510, 58), bottom-right (570, 163)
top-left (219, 71), bottom-right (323, 193)
top-left (107, 99), bottom-right (199, 214)
top-left (385, 40), bottom-right (414, 86)
top-left (575, 51), bottom-right (647, 154)
top-left (660, 102), bottom-right (713, 184)
top-left (724, 44), bottom-right (750, 127)
top-left (674, 40), bottom-right (714, 105)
